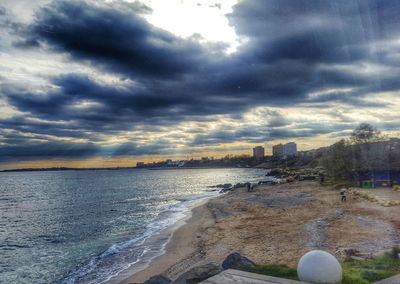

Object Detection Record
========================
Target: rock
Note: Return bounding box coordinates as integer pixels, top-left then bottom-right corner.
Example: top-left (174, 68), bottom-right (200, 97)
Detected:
top-left (268, 168), bottom-right (283, 177)
top-left (222, 252), bottom-right (256, 270)
top-left (335, 247), bottom-right (359, 260)
top-left (297, 250), bottom-right (342, 284)
top-left (208, 183), bottom-right (232, 189)
top-left (350, 256), bottom-right (365, 261)
top-left (233, 183), bottom-right (244, 189)
top-left (143, 274), bottom-right (171, 284)
top-left (173, 263), bottom-right (221, 284)
top-left (219, 187), bottom-right (232, 193)
top-left (221, 183), bottom-right (232, 189)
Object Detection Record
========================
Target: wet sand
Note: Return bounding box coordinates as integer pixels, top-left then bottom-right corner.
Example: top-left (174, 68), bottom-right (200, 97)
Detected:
top-left (120, 181), bottom-right (400, 283)
top-left (118, 200), bottom-right (214, 284)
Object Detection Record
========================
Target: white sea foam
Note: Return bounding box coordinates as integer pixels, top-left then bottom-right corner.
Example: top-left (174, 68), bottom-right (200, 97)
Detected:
top-left (62, 191), bottom-right (219, 284)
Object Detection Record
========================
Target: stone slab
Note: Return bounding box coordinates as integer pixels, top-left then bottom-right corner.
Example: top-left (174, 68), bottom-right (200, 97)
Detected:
top-left (374, 274), bottom-right (400, 284)
top-left (200, 269), bottom-right (310, 284)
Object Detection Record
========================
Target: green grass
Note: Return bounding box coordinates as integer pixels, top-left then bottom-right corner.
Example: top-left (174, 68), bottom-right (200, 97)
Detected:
top-left (245, 264), bottom-right (298, 280)
top-left (341, 252), bottom-right (400, 284)
top-left (243, 248), bottom-right (400, 284)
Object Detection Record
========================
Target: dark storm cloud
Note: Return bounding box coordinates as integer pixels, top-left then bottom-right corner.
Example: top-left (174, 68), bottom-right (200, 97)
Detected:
top-left (23, 0), bottom-right (400, 107)
top-left (105, 140), bottom-right (174, 156)
top-left (228, 0), bottom-right (400, 46)
top-left (3, 74), bottom-right (197, 130)
top-left (2, 0), bottom-right (400, 161)
top-left (0, 137), bottom-right (170, 162)
top-left (0, 117), bottom-right (90, 139)
top-left (0, 138), bottom-right (99, 161)
top-left (190, 122), bottom-right (353, 147)
top-left (0, 129), bottom-right (171, 162)
top-left (26, 0), bottom-right (212, 78)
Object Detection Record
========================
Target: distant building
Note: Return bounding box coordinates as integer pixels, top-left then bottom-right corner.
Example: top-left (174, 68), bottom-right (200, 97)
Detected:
top-left (253, 146), bottom-right (265, 159)
top-left (136, 162), bottom-right (144, 167)
top-left (273, 142), bottom-right (297, 158)
top-left (272, 144), bottom-right (284, 157)
top-left (283, 142), bottom-right (297, 157)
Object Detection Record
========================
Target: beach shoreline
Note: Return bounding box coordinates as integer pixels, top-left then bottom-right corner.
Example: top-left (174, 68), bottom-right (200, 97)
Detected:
top-left (118, 181), bottom-right (400, 284)
top-left (115, 198), bottom-right (215, 284)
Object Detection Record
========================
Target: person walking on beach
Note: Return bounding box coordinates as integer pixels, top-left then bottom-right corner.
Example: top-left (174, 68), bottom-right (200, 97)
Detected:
top-left (319, 172), bottom-right (325, 184)
top-left (340, 188), bottom-right (347, 202)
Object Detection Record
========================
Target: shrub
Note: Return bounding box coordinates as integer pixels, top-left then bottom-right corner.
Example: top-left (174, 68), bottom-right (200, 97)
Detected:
top-left (391, 246), bottom-right (400, 259)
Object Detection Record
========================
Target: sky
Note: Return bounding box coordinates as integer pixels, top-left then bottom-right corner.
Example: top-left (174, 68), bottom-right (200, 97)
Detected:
top-left (1, 0), bottom-right (400, 169)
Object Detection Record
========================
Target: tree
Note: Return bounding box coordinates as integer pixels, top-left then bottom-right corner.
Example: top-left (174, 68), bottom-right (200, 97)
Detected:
top-left (350, 123), bottom-right (383, 145)
top-left (349, 124), bottom-right (391, 188)
top-left (319, 124), bottom-right (392, 183)
top-left (320, 139), bottom-right (352, 181)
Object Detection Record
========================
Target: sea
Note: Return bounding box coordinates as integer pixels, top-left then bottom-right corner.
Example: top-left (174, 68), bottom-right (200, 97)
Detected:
top-left (0, 168), bottom-right (267, 284)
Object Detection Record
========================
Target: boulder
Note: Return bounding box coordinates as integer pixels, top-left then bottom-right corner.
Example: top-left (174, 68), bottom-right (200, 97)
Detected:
top-left (173, 263), bottom-right (221, 284)
top-left (208, 183), bottom-right (232, 189)
top-left (143, 274), bottom-right (171, 284)
top-left (219, 187), bottom-right (232, 193)
top-left (335, 247), bottom-right (359, 260)
top-left (267, 168), bottom-right (283, 177)
top-left (350, 256), bottom-right (365, 261)
top-left (222, 183), bottom-right (232, 189)
top-left (222, 252), bottom-right (256, 270)
top-left (233, 183), bottom-right (245, 189)
top-left (297, 250), bottom-right (342, 284)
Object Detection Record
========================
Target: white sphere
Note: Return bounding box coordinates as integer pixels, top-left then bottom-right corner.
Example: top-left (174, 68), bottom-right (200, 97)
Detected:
top-left (297, 250), bottom-right (342, 284)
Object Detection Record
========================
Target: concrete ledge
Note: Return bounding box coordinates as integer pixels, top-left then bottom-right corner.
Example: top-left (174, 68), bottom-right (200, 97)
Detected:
top-left (374, 274), bottom-right (400, 284)
top-left (200, 269), bottom-right (310, 284)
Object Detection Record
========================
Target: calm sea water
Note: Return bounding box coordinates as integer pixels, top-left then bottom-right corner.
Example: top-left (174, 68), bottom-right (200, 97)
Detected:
top-left (0, 168), bottom-right (266, 284)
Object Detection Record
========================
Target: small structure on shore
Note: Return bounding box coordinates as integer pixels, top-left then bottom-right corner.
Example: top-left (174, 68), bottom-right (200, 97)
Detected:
top-left (356, 169), bottom-right (400, 188)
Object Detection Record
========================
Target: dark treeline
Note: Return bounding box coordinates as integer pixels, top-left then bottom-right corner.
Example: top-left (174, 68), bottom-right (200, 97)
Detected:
top-left (318, 123), bottom-right (400, 183)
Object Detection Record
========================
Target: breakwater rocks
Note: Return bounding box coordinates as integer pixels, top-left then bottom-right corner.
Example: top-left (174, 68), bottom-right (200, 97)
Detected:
top-left (208, 182), bottom-right (254, 193)
top-left (142, 252), bottom-right (255, 284)
top-left (207, 183), bottom-right (232, 189)
top-left (352, 189), bottom-right (400, 207)
top-left (266, 167), bottom-right (325, 183)
top-left (208, 167), bottom-right (326, 194)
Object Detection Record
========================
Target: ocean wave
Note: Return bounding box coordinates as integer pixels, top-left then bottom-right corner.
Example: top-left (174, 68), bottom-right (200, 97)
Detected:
top-left (61, 191), bottom-right (219, 284)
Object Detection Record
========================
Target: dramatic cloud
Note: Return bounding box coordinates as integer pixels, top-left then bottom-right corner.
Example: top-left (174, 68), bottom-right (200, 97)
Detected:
top-left (1, 0), bottom-right (400, 165)
top-left (26, 0), bottom-right (215, 78)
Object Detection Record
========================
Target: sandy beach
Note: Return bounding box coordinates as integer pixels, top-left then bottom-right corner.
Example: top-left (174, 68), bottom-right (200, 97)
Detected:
top-left (120, 181), bottom-right (400, 283)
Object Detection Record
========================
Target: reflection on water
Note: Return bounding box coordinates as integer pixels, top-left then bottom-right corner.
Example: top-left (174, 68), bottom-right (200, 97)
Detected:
top-left (0, 168), bottom-right (266, 283)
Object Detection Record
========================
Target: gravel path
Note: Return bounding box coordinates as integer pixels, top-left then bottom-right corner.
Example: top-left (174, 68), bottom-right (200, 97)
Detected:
top-left (306, 208), bottom-right (344, 250)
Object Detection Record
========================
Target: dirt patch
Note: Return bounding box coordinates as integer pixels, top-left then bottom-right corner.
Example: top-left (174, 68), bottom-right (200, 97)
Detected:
top-left (245, 192), bottom-right (313, 208)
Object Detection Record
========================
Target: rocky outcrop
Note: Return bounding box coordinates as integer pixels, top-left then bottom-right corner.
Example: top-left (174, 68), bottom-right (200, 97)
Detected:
top-left (143, 274), bottom-right (172, 284)
top-left (208, 183), bottom-right (232, 189)
top-left (173, 263), bottom-right (222, 284)
top-left (221, 252), bottom-right (256, 270)
top-left (219, 187), bottom-right (233, 193)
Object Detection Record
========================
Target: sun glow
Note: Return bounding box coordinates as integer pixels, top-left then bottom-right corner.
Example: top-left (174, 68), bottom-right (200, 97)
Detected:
top-left (137, 0), bottom-right (240, 52)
